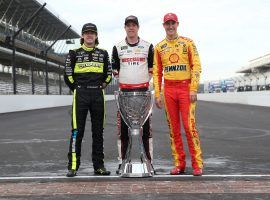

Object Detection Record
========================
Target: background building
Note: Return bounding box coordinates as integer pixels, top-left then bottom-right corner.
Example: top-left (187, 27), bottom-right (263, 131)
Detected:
top-left (203, 53), bottom-right (270, 93)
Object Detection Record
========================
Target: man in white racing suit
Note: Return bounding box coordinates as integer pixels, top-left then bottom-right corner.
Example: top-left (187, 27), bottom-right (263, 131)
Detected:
top-left (111, 15), bottom-right (154, 174)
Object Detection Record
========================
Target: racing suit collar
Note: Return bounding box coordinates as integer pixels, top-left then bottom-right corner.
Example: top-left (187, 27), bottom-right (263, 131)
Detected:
top-left (125, 37), bottom-right (140, 47)
top-left (165, 34), bottom-right (179, 43)
top-left (82, 44), bottom-right (95, 51)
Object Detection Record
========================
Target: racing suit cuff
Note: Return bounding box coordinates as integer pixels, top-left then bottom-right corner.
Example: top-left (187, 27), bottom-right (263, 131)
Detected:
top-left (102, 82), bottom-right (107, 89)
top-left (190, 88), bottom-right (198, 93)
top-left (154, 92), bottom-right (161, 98)
top-left (70, 83), bottom-right (76, 91)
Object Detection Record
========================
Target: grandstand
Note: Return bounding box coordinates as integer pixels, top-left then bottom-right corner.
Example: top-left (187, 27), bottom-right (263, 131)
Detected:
top-left (0, 0), bottom-right (80, 95)
top-left (234, 53), bottom-right (270, 91)
top-left (203, 53), bottom-right (270, 93)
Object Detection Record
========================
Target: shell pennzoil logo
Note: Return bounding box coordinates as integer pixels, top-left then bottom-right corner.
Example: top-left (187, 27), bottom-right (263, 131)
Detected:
top-left (169, 53), bottom-right (179, 63)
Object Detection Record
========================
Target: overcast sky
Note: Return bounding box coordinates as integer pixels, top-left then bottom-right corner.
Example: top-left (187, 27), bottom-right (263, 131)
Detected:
top-left (44, 0), bottom-right (270, 82)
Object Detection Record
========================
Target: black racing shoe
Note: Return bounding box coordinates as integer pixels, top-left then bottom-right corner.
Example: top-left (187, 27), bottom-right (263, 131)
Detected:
top-left (116, 164), bottom-right (121, 175)
top-left (94, 167), bottom-right (111, 176)
top-left (66, 169), bottom-right (77, 177)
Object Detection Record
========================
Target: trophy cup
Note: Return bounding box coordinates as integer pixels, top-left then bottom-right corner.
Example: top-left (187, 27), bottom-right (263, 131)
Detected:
top-left (114, 91), bottom-right (154, 177)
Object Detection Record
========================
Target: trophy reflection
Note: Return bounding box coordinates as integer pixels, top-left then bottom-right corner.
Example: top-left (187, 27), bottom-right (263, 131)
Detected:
top-left (114, 91), bottom-right (154, 177)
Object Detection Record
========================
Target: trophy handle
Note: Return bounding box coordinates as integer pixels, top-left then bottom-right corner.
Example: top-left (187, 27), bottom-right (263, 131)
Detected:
top-left (141, 91), bottom-right (154, 126)
top-left (114, 90), bottom-right (120, 110)
top-left (114, 90), bottom-right (131, 128)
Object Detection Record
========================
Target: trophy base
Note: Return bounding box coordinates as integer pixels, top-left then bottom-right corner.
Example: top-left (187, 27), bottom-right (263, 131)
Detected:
top-left (120, 162), bottom-right (154, 178)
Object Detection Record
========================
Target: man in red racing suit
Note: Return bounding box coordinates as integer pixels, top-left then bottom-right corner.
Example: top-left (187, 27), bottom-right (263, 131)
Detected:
top-left (153, 13), bottom-right (203, 176)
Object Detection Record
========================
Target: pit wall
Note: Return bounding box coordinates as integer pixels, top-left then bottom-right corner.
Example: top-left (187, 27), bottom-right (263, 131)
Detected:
top-left (0, 95), bottom-right (115, 113)
top-left (198, 91), bottom-right (270, 107)
top-left (1, 91), bottom-right (269, 114)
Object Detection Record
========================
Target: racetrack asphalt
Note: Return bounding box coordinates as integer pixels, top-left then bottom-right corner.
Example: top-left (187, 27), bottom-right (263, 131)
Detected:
top-left (0, 100), bottom-right (270, 199)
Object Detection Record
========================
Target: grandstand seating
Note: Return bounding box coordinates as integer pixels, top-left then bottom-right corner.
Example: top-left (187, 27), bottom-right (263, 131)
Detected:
top-left (0, 71), bottom-right (69, 95)
top-left (0, 1), bottom-right (123, 96)
top-left (0, 0), bottom-right (82, 95)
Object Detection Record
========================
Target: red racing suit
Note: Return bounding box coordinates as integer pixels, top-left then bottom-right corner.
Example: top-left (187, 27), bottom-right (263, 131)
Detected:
top-left (153, 35), bottom-right (203, 170)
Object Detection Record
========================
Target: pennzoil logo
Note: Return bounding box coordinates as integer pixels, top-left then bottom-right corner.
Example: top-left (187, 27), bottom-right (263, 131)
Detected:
top-left (164, 65), bottom-right (186, 72)
top-left (169, 53), bottom-right (179, 63)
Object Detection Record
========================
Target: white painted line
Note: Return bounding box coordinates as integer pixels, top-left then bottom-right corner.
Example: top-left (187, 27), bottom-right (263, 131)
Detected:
top-left (0, 174), bottom-right (270, 180)
top-left (154, 174), bottom-right (270, 178)
top-left (0, 176), bottom-right (119, 180)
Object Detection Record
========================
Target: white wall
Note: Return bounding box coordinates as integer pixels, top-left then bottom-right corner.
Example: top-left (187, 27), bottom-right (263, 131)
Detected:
top-left (198, 91), bottom-right (270, 107)
top-left (1, 92), bottom-right (269, 114)
top-left (0, 95), bottom-right (115, 113)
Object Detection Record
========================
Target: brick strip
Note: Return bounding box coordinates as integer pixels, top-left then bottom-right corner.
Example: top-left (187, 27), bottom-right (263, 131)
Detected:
top-left (0, 180), bottom-right (270, 196)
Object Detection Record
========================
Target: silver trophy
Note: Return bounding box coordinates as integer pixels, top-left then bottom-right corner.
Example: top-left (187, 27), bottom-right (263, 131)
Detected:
top-left (114, 91), bottom-right (154, 177)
